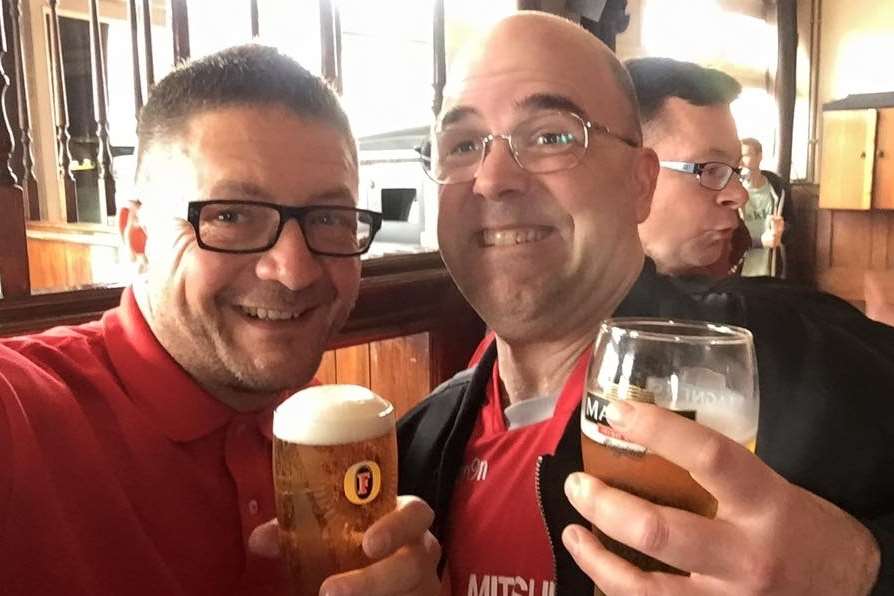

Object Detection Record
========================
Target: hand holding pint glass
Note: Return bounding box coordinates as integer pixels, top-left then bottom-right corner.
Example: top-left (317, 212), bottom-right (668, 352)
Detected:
top-left (580, 318), bottom-right (758, 579)
top-left (273, 385), bottom-right (398, 595)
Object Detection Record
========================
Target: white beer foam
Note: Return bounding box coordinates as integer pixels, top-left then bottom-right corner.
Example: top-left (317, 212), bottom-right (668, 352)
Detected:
top-left (273, 384), bottom-right (394, 445)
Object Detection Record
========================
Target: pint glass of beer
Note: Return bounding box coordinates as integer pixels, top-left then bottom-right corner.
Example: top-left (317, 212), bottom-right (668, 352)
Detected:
top-left (273, 384), bottom-right (398, 595)
top-left (580, 318), bottom-right (758, 580)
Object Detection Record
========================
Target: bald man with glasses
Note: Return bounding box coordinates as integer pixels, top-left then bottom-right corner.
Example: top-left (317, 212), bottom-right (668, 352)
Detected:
top-left (398, 14), bottom-right (894, 596)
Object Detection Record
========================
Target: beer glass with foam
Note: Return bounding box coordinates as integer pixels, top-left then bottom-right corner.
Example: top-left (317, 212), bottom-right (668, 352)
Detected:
top-left (273, 384), bottom-right (397, 594)
top-left (580, 318), bottom-right (758, 579)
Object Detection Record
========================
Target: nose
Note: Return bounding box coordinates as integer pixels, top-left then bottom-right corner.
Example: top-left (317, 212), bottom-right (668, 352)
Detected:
top-left (470, 136), bottom-right (530, 201)
top-left (255, 219), bottom-right (325, 291)
top-left (717, 176), bottom-right (749, 210)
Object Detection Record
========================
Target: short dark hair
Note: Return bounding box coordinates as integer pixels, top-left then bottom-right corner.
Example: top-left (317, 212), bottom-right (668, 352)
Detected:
top-left (624, 57), bottom-right (742, 126)
top-left (136, 44), bottom-right (353, 176)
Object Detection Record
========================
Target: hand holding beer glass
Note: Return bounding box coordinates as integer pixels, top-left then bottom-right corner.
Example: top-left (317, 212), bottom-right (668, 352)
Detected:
top-left (580, 318), bottom-right (758, 577)
top-left (273, 385), bottom-right (398, 595)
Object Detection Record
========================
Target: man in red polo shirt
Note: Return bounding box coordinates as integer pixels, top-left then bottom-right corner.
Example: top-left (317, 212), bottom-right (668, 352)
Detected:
top-left (0, 45), bottom-right (439, 596)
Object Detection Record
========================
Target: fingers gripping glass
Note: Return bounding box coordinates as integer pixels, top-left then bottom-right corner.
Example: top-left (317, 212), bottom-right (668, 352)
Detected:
top-left (417, 110), bottom-right (640, 185)
top-left (187, 200), bottom-right (383, 257)
top-left (659, 160), bottom-right (750, 191)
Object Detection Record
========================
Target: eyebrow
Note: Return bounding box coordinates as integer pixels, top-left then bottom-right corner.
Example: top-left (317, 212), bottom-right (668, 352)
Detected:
top-left (206, 180), bottom-right (273, 200)
top-left (438, 93), bottom-right (588, 130)
top-left (309, 186), bottom-right (357, 205)
top-left (206, 180), bottom-right (356, 204)
top-left (514, 93), bottom-right (587, 117)
top-left (698, 149), bottom-right (742, 165)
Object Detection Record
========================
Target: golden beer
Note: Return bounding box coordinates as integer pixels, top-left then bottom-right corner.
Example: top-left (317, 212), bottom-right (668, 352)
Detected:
top-left (273, 385), bottom-right (397, 595)
top-left (581, 385), bottom-right (717, 580)
top-left (582, 318), bottom-right (759, 591)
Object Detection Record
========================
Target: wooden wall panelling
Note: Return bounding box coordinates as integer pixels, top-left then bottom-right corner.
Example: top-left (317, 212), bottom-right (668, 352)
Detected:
top-left (874, 108), bottom-right (894, 209)
top-left (315, 350), bottom-right (337, 385)
top-left (829, 210), bottom-right (872, 268)
top-left (370, 333), bottom-right (430, 419)
top-left (334, 344), bottom-right (370, 387)
top-left (870, 210), bottom-right (890, 269)
top-left (26, 235), bottom-right (119, 291)
top-left (887, 213), bottom-right (894, 268)
top-left (788, 183), bottom-right (818, 286)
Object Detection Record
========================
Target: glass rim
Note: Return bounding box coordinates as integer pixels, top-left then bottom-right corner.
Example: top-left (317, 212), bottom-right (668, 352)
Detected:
top-left (600, 317), bottom-right (753, 345)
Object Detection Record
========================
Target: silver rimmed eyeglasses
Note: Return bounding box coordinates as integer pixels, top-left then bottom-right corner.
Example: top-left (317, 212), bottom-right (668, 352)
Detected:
top-left (660, 160), bottom-right (751, 191)
top-left (417, 110), bottom-right (640, 185)
top-left (186, 200), bottom-right (383, 257)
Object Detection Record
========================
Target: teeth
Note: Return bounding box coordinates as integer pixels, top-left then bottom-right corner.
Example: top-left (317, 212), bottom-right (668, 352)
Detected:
top-left (482, 228), bottom-right (548, 247)
top-left (240, 306), bottom-right (301, 321)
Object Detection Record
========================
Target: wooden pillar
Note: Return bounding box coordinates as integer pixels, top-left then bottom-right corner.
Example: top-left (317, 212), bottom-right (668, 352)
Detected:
top-left (250, 0), bottom-right (258, 38)
top-left (432, 0), bottom-right (445, 116)
top-left (88, 0), bottom-right (115, 218)
top-left (48, 0), bottom-right (78, 223)
top-left (142, 0), bottom-right (154, 87)
top-left (8, 0), bottom-right (37, 219)
top-left (776, 0), bottom-right (798, 182)
top-left (170, 0), bottom-right (189, 63)
top-left (0, 0), bottom-right (29, 297)
top-left (319, 0), bottom-right (341, 93)
top-left (128, 0), bottom-right (143, 112)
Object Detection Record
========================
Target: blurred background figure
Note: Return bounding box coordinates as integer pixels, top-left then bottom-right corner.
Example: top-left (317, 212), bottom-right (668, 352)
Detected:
top-left (740, 137), bottom-right (793, 278)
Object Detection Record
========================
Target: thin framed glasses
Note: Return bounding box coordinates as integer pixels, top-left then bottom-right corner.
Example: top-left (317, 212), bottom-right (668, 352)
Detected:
top-left (186, 200), bottom-right (383, 257)
top-left (660, 160), bottom-right (750, 191)
top-left (417, 110), bottom-right (640, 185)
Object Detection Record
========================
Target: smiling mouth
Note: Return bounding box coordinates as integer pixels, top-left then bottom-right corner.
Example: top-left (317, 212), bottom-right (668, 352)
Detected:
top-left (238, 305), bottom-right (308, 321)
top-left (480, 226), bottom-right (552, 247)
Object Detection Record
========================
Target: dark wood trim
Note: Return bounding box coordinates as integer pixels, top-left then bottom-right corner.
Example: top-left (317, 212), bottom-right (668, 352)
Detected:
top-left (128, 0), bottom-right (143, 112)
top-left (0, 0), bottom-right (16, 190)
top-left (806, 0), bottom-right (821, 182)
top-left (0, 253), bottom-right (479, 343)
top-left (88, 0), bottom-right (116, 218)
top-left (170, 0), bottom-right (190, 63)
top-left (250, 0), bottom-right (259, 38)
top-left (47, 0), bottom-right (78, 222)
top-left (141, 0), bottom-right (154, 87)
top-left (775, 0), bottom-right (797, 181)
top-left (431, 0), bottom-right (445, 116)
top-left (0, 0), bottom-right (29, 298)
top-left (10, 0), bottom-right (38, 219)
top-left (319, 0), bottom-right (340, 92)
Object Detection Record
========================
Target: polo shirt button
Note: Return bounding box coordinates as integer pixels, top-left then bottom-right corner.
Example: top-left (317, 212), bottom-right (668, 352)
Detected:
top-left (248, 499), bottom-right (259, 515)
top-left (235, 422), bottom-right (247, 436)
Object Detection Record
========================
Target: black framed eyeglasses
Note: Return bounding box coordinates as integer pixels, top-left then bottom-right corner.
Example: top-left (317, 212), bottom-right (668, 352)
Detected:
top-left (659, 160), bottom-right (750, 191)
top-left (417, 110), bottom-right (640, 185)
top-left (186, 200), bottom-right (383, 257)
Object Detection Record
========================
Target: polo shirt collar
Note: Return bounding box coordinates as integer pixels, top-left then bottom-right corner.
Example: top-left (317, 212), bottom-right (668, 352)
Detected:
top-left (103, 287), bottom-right (282, 443)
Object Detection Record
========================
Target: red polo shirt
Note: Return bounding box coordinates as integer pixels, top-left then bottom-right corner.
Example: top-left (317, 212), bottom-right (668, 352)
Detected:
top-left (0, 289), bottom-right (295, 595)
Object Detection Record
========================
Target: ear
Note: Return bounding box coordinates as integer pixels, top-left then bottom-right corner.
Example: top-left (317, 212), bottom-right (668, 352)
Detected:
top-left (631, 147), bottom-right (659, 223)
top-left (119, 202), bottom-right (149, 272)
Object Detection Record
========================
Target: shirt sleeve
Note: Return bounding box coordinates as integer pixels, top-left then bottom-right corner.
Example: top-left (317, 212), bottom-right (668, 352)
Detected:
top-left (0, 368), bottom-right (15, 531)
